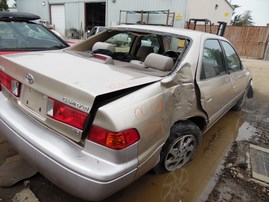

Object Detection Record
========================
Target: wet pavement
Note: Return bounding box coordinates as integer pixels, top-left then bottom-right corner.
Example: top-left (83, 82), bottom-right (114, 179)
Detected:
top-left (207, 58), bottom-right (269, 202)
top-left (0, 58), bottom-right (269, 202)
top-left (0, 111), bottom-right (243, 202)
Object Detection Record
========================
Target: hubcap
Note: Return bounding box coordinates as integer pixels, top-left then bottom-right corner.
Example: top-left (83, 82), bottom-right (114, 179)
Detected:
top-left (164, 134), bottom-right (197, 171)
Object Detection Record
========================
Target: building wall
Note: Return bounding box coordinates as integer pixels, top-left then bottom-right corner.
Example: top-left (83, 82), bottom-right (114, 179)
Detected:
top-left (17, 0), bottom-right (187, 37)
top-left (106, 0), bottom-right (187, 28)
top-left (64, 2), bottom-right (84, 33)
top-left (16, 0), bottom-right (233, 37)
top-left (16, 0), bottom-right (50, 20)
top-left (186, 0), bottom-right (233, 24)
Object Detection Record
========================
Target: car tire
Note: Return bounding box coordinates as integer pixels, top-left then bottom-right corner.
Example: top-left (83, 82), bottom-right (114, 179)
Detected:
top-left (152, 120), bottom-right (201, 174)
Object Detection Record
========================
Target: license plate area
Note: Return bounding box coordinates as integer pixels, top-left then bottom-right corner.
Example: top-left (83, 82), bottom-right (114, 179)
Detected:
top-left (20, 85), bottom-right (47, 117)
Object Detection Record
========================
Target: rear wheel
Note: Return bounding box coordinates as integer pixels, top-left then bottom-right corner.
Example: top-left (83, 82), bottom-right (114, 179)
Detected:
top-left (153, 120), bottom-right (201, 174)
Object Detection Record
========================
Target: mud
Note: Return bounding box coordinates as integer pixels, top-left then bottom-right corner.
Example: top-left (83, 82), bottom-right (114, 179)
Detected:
top-left (207, 59), bottom-right (269, 202)
top-left (0, 58), bottom-right (269, 202)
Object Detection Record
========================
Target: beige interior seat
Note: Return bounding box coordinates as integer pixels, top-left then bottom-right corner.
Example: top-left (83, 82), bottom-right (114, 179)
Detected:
top-left (92, 42), bottom-right (115, 53)
top-left (144, 53), bottom-right (174, 71)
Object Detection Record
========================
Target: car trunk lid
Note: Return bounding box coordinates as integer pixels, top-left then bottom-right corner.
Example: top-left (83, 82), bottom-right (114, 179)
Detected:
top-left (0, 51), bottom-right (161, 142)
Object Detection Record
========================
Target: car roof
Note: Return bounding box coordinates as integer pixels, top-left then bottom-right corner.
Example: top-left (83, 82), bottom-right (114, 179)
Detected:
top-left (0, 11), bottom-right (40, 22)
top-left (110, 24), bottom-right (226, 40)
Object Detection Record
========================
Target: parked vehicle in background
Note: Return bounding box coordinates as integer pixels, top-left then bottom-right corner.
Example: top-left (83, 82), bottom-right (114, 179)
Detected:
top-left (0, 25), bottom-right (253, 201)
top-left (0, 11), bottom-right (69, 55)
top-left (87, 26), bottom-right (107, 37)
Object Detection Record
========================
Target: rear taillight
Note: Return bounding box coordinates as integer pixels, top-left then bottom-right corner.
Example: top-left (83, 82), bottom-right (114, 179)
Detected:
top-left (47, 98), bottom-right (88, 130)
top-left (88, 126), bottom-right (140, 150)
top-left (94, 54), bottom-right (107, 61)
top-left (0, 70), bottom-right (21, 97)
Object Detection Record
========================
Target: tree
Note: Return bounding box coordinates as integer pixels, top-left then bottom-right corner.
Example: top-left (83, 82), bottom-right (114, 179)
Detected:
top-left (231, 5), bottom-right (254, 26)
top-left (0, 0), bottom-right (8, 11)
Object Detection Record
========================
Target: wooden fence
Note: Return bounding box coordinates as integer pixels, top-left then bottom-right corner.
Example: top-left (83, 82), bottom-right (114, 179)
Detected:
top-left (187, 24), bottom-right (269, 59)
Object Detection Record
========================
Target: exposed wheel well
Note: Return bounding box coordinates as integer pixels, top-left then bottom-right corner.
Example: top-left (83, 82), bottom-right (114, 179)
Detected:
top-left (189, 116), bottom-right (207, 131)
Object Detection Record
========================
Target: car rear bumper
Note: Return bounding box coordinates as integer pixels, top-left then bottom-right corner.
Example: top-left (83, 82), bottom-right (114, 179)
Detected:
top-left (0, 93), bottom-right (137, 201)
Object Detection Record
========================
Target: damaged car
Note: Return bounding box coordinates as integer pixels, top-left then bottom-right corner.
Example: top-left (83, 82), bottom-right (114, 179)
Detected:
top-left (0, 25), bottom-right (253, 201)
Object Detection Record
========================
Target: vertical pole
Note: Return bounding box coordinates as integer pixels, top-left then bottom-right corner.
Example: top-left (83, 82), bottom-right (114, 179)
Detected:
top-left (166, 9), bottom-right (170, 26)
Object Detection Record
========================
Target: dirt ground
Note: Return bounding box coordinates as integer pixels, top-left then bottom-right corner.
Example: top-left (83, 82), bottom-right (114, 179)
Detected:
top-left (0, 58), bottom-right (269, 202)
top-left (207, 58), bottom-right (269, 202)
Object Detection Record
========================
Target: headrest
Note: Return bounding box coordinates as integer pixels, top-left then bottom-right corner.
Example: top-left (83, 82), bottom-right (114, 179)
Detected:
top-left (92, 42), bottom-right (115, 53)
top-left (144, 53), bottom-right (174, 71)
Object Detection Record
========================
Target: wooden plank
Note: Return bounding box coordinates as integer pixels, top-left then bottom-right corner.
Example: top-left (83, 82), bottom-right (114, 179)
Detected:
top-left (186, 23), bottom-right (269, 59)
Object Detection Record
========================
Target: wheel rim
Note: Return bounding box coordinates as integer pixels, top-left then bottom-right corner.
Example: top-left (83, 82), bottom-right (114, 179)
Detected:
top-left (164, 134), bottom-right (197, 172)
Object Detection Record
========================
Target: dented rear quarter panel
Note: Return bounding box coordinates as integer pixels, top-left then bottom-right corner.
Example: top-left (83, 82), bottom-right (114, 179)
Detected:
top-left (92, 37), bottom-right (208, 176)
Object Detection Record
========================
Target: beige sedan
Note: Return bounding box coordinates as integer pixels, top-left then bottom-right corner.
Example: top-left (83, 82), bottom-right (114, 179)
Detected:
top-left (0, 25), bottom-right (252, 201)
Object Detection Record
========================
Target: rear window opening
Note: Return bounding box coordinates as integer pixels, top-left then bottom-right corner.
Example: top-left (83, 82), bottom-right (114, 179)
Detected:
top-left (69, 29), bottom-right (190, 76)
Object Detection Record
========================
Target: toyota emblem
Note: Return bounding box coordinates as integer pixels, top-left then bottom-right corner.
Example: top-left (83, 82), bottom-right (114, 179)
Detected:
top-left (26, 73), bottom-right (34, 84)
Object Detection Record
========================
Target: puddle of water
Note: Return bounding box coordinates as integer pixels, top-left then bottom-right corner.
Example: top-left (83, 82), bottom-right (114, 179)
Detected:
top-left (264, 118), bottom-right (269, 123)
top-left (236, 121), bottom-right (257, 141)
top-left (0, 133), bottom-right (7, 143)
top-left (105, 111), bottom-right (244, 202)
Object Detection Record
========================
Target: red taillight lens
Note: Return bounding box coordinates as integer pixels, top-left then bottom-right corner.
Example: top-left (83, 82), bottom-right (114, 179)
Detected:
top-left (94, 54), bottom-right (107, 61)
top-left (88, 126), bottom-right (140, 150)
top-left (47, 98), bottom-right (88, 130)
top-left (0, 70), bottom-right (21, 97)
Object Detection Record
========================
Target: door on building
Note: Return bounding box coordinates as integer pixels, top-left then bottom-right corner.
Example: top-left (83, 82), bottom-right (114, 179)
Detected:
top-left (85, 2), bottom-right (106, 33)
top-left (50, 4), bottom-right (65, 37)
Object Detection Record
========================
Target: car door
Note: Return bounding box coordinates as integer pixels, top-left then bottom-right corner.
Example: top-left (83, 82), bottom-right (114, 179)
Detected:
top-left (220, 40), bottom-right (249, 99)
top-left (197, 39), bottom-right (234, 125)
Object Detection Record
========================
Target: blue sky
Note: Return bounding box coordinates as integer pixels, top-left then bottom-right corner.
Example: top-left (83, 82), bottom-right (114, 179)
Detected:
top-left (231, 0), bottom-right (269, 26)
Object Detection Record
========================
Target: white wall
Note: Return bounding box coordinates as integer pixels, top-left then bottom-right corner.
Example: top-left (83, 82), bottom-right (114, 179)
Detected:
top-left (186, 0), bottom-right (233, 24)
top-left (16, 0), bottom-right (50, 20)
top-left (106, 0), bottom-right (187, 28)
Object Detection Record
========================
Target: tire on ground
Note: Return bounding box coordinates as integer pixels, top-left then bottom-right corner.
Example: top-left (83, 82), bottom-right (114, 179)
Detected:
top-left (152, 120), bottom-right (201, 174)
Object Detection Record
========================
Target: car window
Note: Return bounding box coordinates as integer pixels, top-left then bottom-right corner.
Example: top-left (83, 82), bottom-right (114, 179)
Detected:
top-left (221, 41), bottom-right (242, 72)
top-left (162, 36), bottom-right (186, 53)
top-left (105, 33), bottom-right (133, 53)
top-left (0, 21), bottom-right (67, 51)
top-left (140, 35), bottom-right (160, 53)
top-left (201, 39), bottom-right (226, 80)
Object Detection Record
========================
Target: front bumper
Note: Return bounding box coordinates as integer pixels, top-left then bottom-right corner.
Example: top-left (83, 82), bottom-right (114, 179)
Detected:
top-left (0, 93), bottom-right (137, 201)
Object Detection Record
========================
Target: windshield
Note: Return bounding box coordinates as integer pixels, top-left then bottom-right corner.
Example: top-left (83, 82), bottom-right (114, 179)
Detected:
top-left (0, 21), bottom-right (68, 51)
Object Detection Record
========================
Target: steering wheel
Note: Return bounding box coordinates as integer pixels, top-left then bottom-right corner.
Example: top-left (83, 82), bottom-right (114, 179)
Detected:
top-left (163, 50), bottom-right (180, 63)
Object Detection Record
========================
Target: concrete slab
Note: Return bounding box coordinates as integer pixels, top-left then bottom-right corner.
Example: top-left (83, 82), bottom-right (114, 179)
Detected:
top-left (0, 154), bottom-right (38, 187)
top-left (250, 144), bottom-right (269, 184)
top-left (12, 188), bottom-right (39, 202)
